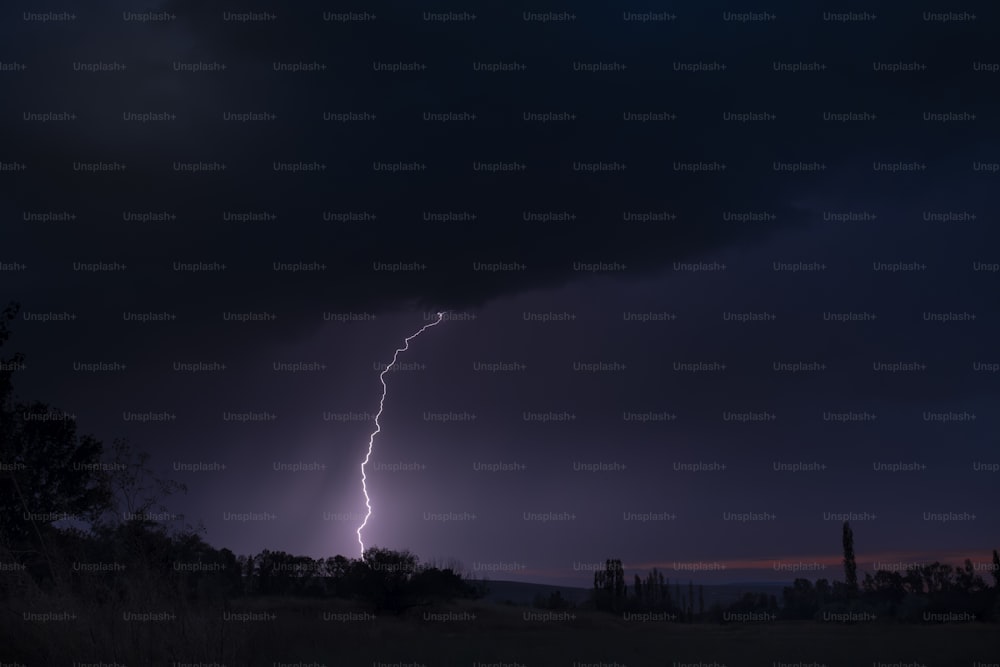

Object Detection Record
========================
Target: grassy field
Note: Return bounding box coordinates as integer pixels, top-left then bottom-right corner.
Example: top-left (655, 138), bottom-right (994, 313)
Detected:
top-left (3, 596), bottom-right (997, 666)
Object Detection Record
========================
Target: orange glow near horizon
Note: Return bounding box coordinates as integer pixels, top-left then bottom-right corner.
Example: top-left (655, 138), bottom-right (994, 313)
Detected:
top-left (631, 547), bottom-right (997, 574)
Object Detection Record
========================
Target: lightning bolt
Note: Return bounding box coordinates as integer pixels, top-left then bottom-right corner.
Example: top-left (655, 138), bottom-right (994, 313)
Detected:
top-left (357, 311), bottom-right (447, 555)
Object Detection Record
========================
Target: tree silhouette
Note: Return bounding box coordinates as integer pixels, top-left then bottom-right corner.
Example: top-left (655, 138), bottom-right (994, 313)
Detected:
top-left (815, 578), bottom-right (830, 606)
top-left (903, 566), bottom-right (924, 595)
top-left (593, 564), bottom-right (607, 608)
top-left (862, 569), bottom-right (906, 603)
top-left (592, 558), bottom-right (625, 611)
top-left (534, 589), bottom-right (571, 610)
top-left (613, 559), bottom-right (625, 605)
top-left (922, 561), bottom-right (954, 595)
top-left (100, 437), bottom-right (187, 527)
top-left (842, 521), bottom-right (858, 598)
top-left (361, 546), bottom-right (418, 611)
top-left (0, 302), bottom-right (113, 584)
top-left (408, 564), bottom-right (476, 602)
top-left (782, 578), bottom-right (817, 619)
top-left (956, 558), bottom-right (986, 594)
top-left (688, 579), bottom-right (695, 621)
top-left (636, 567), bottom-right (667, 610)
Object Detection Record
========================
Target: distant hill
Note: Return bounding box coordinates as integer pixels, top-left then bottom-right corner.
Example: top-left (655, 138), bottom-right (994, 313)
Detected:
top-left (479, 579), bottom-right (790, 607)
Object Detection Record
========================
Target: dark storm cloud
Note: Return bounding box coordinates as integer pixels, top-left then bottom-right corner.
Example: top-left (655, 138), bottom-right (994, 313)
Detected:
top-left (7, 0), bottom-right (993, 329)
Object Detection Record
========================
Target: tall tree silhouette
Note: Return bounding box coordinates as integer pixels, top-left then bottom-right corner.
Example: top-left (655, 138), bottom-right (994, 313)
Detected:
top-left (593, 558), bottom-right (626, 611)
top-left (613, 559), bottom-right (625, 607)
top-left (594, 564), bottom-right (606, 607)
top-left (0, 302), bottom-right (112, 583)
top-left (842, 521), bottom-right (858, 598)
top-left (688, 579), bottom-right (695, 621)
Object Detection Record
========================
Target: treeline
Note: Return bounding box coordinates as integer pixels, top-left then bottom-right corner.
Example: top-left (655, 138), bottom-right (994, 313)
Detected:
top-left (2, 520), bottom-right (484, 613)
top-left (591, 525), bottom-right (1000, 623)
top-left (782, 555), bottom-right (1000, 622)
top-left (583, 558), bottom-right (762, 621)
top-left (1, 453), bottom-right (484, 613)
top-left (233, 545), bottom-right (485, 609)
top-left (233, 547), bottom-right (484, 604)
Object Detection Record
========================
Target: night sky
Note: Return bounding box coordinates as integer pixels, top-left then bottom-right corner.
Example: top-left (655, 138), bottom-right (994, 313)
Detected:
top-left (1, 0), bottom-right (997, 587)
